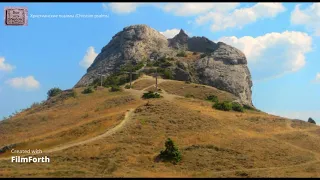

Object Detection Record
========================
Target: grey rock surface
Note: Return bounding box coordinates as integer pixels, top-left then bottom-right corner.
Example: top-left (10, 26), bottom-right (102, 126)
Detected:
top-left (75, 24), bottom-right (169, 87)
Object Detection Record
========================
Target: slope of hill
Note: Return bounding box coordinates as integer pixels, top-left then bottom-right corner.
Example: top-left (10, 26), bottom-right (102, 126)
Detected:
top-left (0, 76), bottom-right (319, 178)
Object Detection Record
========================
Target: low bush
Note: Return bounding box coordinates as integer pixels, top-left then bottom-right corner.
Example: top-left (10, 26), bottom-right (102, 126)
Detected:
top-left (206, 95), bottom-right (218, 103)
top-left (177, 51), bottom-right (187, 57)
top-left (231, 102), bottom-right (244, 112)
top-left (161, 61), bottom-right (172, 68)
top-left (213, 101), bottom-right (232, 111)
top-left (243, 104), bottom-right (255, 111)
top-left (124, 84), bottom-right (131, 89)
top-left (110, 85), bottom-right (121, 92)
top-left (142, 91), bottom-right (161, 99)
top-left (163, 69), bottom-right (173, 79)
top-left (82, 87), bottom-right (94, 94)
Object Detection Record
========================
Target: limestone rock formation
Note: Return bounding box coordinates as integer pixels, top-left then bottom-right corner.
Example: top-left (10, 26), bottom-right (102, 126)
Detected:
top-left (75, 25), bottom-right (254, 106)
top-left (75, 24), bottom-right (169, 87)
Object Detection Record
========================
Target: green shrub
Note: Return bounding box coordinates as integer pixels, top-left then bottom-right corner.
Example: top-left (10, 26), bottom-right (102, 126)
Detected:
top-left (206, 95), bottom-right (218, 103)
top-left (124, 84), bottom-right (131, 89)
top-left (103, 75), bottom-right (120, 87)
top-left (142, 91), bottom-right (161, 99)
top-left (159, 138), bottom-right (182, 164)
top-left (47, 87), bottom-right (62, 98)
top-left (146, 62), bottom-right (153, 67)
top-left (82, 87), bottom-right (94, 94)
top-left (177, 51), bottom-right (187, 57)
top-left (231, 102), bottom-right (244, 112)
top-left (243, 104), bottom-right (255, 110)
top-left (308, 117), bottom-right (316, 124)
top-left (213, 101), bottom-right (232, 111)
top-left (120, 61), bottom-right (144, 72)
top-left (157, 67), bottom-right (165, 74)
top-left (161, 61), bottom-right (172, 68)
top-left (110, 85), bottom-right (121, 92)
top-left (200, 54), bottom-right (206, 58)
top-left (163, 69), bottom-right (173, 79)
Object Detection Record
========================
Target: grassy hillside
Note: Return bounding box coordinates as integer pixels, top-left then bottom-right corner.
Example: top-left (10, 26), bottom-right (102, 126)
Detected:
top-left (0, 76), bottom-right (319, 178)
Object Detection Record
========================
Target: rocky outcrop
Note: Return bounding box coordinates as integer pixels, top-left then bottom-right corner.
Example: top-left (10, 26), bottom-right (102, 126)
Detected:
top-left (168, 29), bottom-right (189, 50)
top-left (168, 30), bottom-right (218, 53)
top-left (75, 24), bottom-right (254, 106)
top-left (192, 42), bottom-right (252, 105)
top-left (75, 24), bottom-right (169, 87)
top-left (188, 36), bottom-right (218, 53)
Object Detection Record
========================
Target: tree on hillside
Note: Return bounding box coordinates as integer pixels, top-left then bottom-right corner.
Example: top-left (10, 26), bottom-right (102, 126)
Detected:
top-left (47, 87), bottom-right (62, 98)
top-left (308, 117), bottom-right (316, 124)
top-left (158, 138), bottom-right (182, 164)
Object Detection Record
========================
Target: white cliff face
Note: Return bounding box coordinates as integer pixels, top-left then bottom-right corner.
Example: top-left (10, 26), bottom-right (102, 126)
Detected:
top-left (75, 24), bottom-right (253, 107)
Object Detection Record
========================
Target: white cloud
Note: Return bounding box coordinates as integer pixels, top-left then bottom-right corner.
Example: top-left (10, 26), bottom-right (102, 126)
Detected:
top-left (159, 3), bottom-right (239, 16)
top-left (291, 3), bottom-right (320, 36)
top-left (217, 31), bottom-right (312, 80)
top-left (5, 76), bottom-right (40, 90)
top-left (104, 3), bottom-right (239, 16)
top-left (105, 3), bottom-right (145, 14)
top-left (160, 28), bottom-right (192, 38)
top-left (196, 3), bottom-right (286, 31)
top-left (79, 46), bottom-right (98, 69)
top-left (314, 72), bottom-right (320, 83)
top-left (0, 57), bottom-right (15, 72)
top-left (102, 3), bottom-right (285, 31)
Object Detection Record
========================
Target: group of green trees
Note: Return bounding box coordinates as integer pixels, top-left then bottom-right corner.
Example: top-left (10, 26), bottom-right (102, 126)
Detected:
top-left (213, 101), bottom-right (244, 112)
top-left (206, 94), bottom-right (246, 112)
top-left (90, 61), bottom-right (145, 90)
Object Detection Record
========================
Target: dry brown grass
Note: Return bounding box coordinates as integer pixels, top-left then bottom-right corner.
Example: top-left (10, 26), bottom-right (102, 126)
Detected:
top-left (132, 79), bottom-right (155, 90)
top-left (153, 80), bottom-right (237, 102)
top-left (0, 79), bottom-right (319, 178)
top-left (0, 87), bottom-right (143, 153)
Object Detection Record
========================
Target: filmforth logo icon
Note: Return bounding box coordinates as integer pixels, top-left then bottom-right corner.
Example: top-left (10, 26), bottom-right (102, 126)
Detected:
top-left (4, 7), bottom-right (28, 26)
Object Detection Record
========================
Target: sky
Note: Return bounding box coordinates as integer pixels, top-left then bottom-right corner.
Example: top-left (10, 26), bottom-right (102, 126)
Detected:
top-left (0, 3), bottom-right (319, 124)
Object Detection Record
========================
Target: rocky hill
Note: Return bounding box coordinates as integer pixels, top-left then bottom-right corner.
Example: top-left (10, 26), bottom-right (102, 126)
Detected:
top-left (75, 24), bottom-right (253, 106)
